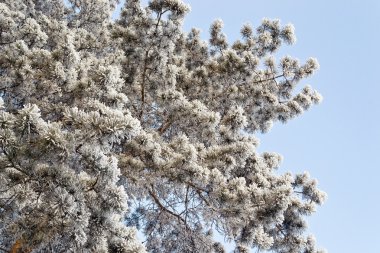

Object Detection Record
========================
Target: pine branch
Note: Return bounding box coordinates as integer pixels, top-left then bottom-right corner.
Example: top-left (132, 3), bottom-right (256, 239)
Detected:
top-left (148, 185), bottom-right (190, 229)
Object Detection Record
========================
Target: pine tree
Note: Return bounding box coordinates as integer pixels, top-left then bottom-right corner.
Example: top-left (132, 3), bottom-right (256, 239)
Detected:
top-left (0, 0), bottom-right (326, 252)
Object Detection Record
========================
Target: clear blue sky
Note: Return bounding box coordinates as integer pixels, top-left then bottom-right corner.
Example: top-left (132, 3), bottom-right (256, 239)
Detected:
top-left (115, 1), bottom-right (380, 252)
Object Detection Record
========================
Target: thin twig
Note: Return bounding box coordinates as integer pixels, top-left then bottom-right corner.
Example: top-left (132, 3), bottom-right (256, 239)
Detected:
top-left (0, 246), bottom-right (8, 252)
top-left (148, 185), bottom-right (188, 227)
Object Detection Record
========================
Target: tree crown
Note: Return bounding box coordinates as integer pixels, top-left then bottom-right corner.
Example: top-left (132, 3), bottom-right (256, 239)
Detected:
top-left (0, 0), bottom-right (325, 252)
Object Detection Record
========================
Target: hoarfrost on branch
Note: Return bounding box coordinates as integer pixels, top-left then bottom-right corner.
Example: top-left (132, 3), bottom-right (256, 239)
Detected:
top-left (0, 0), bottom-right (326, 252)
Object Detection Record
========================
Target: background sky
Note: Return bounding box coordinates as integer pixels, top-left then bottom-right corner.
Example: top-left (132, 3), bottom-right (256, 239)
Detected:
top-left (115, 1), bottom-right (380, 252)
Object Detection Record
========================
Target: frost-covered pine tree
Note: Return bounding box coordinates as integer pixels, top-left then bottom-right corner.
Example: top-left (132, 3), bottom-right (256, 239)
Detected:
top-left (0, 0), bottom-right (326, 252)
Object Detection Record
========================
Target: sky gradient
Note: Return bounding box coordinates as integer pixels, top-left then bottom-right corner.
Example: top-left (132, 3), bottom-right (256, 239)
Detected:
top-left (114, 1), bottom-right (380, 252)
